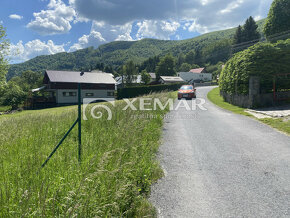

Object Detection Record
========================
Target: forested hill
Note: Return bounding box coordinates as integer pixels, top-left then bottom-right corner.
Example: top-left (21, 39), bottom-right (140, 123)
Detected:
top-left (7, 19), bottom-right (265, 80)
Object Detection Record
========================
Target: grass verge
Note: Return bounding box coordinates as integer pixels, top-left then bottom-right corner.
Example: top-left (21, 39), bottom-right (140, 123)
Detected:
top-left (0, 105), bottom-right (11, 112)
top-left (0, 91), bottom-right (175, 217)
top-left (207, 87), bottom-right (252, 116)
top-left (208, 87), bottom-right (290, 135)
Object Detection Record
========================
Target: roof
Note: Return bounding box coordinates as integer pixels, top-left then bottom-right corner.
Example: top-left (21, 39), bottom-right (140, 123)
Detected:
top-left (189, 68), bottom-right (205, 73)
top-left (160, 76), bottom-right (184, 82)
top-left (45, 70), bottom-right (116, 84)
top-left (149, 73), bottom-right (156, 79)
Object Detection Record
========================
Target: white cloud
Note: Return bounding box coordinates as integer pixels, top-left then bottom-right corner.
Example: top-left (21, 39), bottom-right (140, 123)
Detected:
top-left (69, 21), bottom-right (133, 51)
top-left (187, 19), bottom-right (210, 34)
top-left (69, 31), bottom-right (106, 51)
top-left (200, 0), bottom-right (212, 6)
top-left (220, 0), bottom-right (244, 14)
top-left (254, 15), bottom-right (262, 21)
top-left (73, 0), bottom-right (193, 25)
top-left (69, 19), bottom-right (180, 51)
top-left (136, 20), bottom-right (180, 40)
top-left (9, 39), bottom-right (65, 63)
top-left (9, 14), bottom-right (23, 20)
top-left (72, 0), bottom-right (272, 34)
top-left (27, 0), bottom-right (76, 35)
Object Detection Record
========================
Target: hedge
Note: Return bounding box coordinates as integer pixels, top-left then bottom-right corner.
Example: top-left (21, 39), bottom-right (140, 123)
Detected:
top-left (117, 83), bottom-right (184, 99)
top-left (219, 39), bottom-right (290, 95)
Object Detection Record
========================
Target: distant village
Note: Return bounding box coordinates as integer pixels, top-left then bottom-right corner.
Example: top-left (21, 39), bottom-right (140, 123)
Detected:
top-left (29, 67), bottom-right (214, 107)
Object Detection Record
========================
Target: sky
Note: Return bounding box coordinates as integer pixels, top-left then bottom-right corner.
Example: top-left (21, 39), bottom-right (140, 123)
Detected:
top-left (0, 0), bottom-right (273, 64)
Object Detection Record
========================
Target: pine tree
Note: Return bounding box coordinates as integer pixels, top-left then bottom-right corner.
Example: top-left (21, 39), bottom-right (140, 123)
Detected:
top-left (243, 16), bottom-right (260, 42)
top-left (233, 25), bottom-right (243, 45)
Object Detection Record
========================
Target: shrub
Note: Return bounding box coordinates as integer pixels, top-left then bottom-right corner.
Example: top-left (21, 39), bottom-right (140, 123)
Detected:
top-left (117, 83), bottom-right (183, 99)
top-left (219, 39), bottom-right (290, 94)
top-left (2, 82), bottom-right (26, 110)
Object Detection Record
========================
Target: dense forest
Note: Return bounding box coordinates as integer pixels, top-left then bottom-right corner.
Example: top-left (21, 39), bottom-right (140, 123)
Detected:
top-left (7, 19), bottom-right (266, 80)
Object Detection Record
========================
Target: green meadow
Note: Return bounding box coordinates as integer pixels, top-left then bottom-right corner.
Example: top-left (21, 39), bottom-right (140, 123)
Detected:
top-left (0, 92), bottom-right (175, 217)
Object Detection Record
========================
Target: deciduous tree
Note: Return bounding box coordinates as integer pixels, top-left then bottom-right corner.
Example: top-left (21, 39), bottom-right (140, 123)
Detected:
top-left (156, 54), bottom-right (176, 78)
top-left (264, 0), bottom-right (290, 41)
top-left (179, 63), bottom-right (192, 72)
top-left (141, 70), bottom-right (151, 84)
top-left (2, 82), bottom-right (26, 110)
top-left (123, 60), bottom-right (138, 85)
top-left (185, 51), bottom-right (196, 65)
top-left (0, 24), bottom-right (9, 95)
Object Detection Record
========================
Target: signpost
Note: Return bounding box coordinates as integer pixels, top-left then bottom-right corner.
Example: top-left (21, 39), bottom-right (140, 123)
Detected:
top-left (41, 82), bottom-right (82, 168)
top-left (78, 83), bottom-right (82, 163)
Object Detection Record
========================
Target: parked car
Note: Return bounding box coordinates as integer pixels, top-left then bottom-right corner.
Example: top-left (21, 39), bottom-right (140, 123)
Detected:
top-left (178, 85), bottom-right (196, 100)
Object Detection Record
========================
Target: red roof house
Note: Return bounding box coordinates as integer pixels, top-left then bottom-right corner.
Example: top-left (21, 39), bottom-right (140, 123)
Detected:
top-left (189, 68), bottom-right (208, 74)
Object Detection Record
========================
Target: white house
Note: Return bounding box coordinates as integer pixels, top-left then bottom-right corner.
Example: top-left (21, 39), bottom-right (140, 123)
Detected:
top-left (148, 73), bottom-right (156, 82)
top-left (43, 70), bottom-right (116, 104)
top-left (178, 67), bottom-right (212, 83)
top-left (159, 76), bottom-right (184, 84)
top-left (115, 75), bottom-right (143, 88)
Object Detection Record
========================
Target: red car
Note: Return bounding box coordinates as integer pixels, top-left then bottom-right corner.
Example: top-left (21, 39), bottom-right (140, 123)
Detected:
top-left (178, 85), bottom-right (196, 100)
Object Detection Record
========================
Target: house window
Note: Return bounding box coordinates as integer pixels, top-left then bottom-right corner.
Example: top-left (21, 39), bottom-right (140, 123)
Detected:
top-left (63, 92), bottom-right (77, 97)
top-left (86, 93), bottom-right (94, 97)
top-left (99, 84), bottom-right (107, 88)
top-left (107, 91), bottom-right (114, 97)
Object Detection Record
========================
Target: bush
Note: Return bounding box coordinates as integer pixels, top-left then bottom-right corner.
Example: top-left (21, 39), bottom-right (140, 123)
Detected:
top-left (2, 82), bottom-right (26, 110)
top-left (219, 39), bottom-right (290, 94)
top-left (117, 83), bottom-right (183, 99)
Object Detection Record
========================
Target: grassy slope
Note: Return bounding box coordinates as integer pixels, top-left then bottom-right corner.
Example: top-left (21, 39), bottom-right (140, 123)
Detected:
top-left (0, 92), bottom-right (175, 217)
top-left (208, 87), bottom-right (290, 135)
top-left (7, 19), bottom-right (266, 79)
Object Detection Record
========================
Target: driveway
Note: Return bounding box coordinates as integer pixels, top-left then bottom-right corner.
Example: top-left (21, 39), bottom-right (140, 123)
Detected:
top-left (150, 86), bottom-right (290, 218)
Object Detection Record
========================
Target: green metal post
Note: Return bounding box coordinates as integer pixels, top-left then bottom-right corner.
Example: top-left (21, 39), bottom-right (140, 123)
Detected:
top-left (78, 83), bottom-right (82, 163)
top-left (41, 83), bottom-right (83, 168)
top-left (41, 119), bottom-right (79, 168)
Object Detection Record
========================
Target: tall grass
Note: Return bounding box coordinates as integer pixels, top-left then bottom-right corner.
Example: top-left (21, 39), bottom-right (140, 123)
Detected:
top-left (0, 92), bottom-right (175, 217)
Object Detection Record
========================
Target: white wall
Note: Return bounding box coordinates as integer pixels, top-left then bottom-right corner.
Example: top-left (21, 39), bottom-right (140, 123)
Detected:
top-left (178, 72), bottom-right (212, 83)
top-left (56, 89), bottom-right (115, 104)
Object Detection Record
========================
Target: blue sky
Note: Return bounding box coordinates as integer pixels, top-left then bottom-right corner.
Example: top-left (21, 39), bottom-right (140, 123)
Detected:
top-left (1, 0), bottom-right (273, 63)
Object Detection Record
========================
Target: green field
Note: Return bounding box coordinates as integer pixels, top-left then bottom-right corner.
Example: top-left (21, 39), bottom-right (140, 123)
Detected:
top-left (0, 92), bottom-right (175, 217)
top-left (208, 87), bottom-right (290, 135)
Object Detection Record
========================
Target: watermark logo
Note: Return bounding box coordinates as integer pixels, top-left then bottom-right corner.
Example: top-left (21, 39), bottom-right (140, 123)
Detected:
top-left (83, 98), bottom-right (115, 121)
top-left (122, 98), bottom-right (207, 111)
top-left (83, 98), bottom-right (207, 120)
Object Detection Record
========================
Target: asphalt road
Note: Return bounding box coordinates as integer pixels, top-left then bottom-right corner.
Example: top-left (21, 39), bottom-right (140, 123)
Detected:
top-left (150, 86), bottom-right (290, 218)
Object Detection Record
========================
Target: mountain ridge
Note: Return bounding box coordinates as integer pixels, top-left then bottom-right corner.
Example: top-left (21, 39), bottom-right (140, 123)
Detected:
top-left (7, 19), bottom-right (266, 80)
